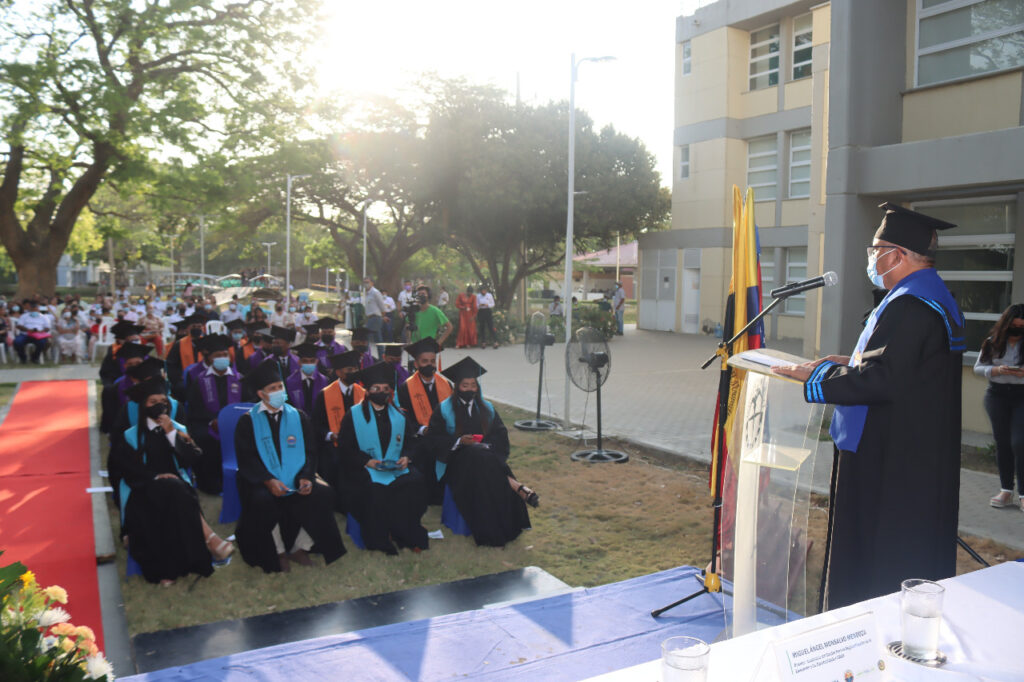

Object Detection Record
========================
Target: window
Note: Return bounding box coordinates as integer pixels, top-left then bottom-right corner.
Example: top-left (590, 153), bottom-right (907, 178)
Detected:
top-left (783, 247), bottom-right (808, 314)
top-left (679, 145), bottom-right (690, 180)
top-left (913, 197), bottom-right (1017, 352)
top-left (682, 40), bottom-right (692, 75)
top-left (917, 0), bottom-right (1024, 86)
top-left (749, 24), bottom-right (780, 90)
top-left (789, 129), bottom-right (812, 199)
top-left (792, 13), bottom-right (813, 80)
top-left (747, 135), bottom-right (777, 202)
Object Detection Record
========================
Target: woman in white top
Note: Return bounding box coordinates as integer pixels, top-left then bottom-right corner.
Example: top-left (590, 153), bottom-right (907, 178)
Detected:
top-left (55, 308), bottom-right (81, 361)
top-left (973, 303), bottom-right (1024, 511)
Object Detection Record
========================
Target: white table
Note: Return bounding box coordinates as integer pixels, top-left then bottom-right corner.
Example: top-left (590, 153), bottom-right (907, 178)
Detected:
top-left (587, 562), bottom-right (1024, 681)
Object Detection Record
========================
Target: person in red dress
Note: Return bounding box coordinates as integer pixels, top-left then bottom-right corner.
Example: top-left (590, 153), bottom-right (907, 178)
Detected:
top-left (455, 286), bottom-right (478, 349)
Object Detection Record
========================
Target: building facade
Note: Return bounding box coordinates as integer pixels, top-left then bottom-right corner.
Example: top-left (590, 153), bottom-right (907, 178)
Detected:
top-left (644, 0), bottom-right (1024, 432)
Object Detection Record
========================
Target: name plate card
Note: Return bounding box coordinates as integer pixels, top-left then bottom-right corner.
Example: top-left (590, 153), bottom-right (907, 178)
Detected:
top-left (774, 612), bottom-right (885, 681)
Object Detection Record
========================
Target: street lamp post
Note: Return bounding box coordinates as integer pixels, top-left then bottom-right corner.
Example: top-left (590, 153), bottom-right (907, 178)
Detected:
top-left (261, 241), bottom-right (277, 277)
top-left (196, 214), bottom-right (206, 297)
top-left (286, 174), bottom-right (310, 303)
top-left (562, 52), bottom-right (615, 430)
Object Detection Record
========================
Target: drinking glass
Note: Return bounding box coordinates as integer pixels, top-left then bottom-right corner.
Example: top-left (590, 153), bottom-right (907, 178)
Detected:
top-left (900, 578), bottom-right (944, 661)
top-left (661, 635), bottom-right (710, 682)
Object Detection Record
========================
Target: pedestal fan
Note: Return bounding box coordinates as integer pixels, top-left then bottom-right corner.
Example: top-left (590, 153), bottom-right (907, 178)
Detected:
top-left (565, 327), bottom-right (628, 463)
top-left (514, 312), bottom-right (560, 431)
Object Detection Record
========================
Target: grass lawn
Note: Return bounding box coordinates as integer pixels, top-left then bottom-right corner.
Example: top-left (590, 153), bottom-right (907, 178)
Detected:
top-left (0, 382), bottom-right (16, 412)
top-left (109, 401), bottom-right (1023, 636)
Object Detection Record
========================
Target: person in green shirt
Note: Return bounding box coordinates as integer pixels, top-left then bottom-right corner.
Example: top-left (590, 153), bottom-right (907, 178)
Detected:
top-left (409, 286), bottom-right (452, 346)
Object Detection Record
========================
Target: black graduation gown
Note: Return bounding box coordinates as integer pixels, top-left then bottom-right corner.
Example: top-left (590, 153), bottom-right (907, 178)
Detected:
top-left (396, 377), bottom-right (447, 504)
top-left (811, 296), bottom-right (962, 610)
top-left (233, 409), bottom-right (346, 573)
top-left (100, 379), bottom-right (129, 434)
top-left (336, 402), bottom-right (428, 554)
top-left (425, 401), bottom-right (530, 547)
top-left (98, 346), bottom-right (123, 387)
top-left (185, 369), bottom-right (240, 494)
top-left (108, 425), bottom-right (213, 584)
top-left (311, 383), bottom-right (359, 513)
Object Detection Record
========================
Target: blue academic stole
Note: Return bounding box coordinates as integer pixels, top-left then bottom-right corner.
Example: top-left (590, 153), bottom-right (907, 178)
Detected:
top-left (249, 403), bottom-right (306, 492)
top-left (118, 420), bottom-right (192, 525)
top-left (809, 268), bottom-right (964, 452)
top-left (353, 403), bottom-right (407, 485)
top-left (435, 397), bottom-right (496, 480)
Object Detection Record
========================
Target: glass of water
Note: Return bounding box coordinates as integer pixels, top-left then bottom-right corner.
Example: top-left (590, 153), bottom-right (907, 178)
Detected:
top-left (661, 635), bottom-right (710, 682)
top-left (900, 578), bottom-right (945, 661)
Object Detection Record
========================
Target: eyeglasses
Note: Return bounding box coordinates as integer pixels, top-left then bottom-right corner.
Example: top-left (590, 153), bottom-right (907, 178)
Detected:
top-left (866, 246), bottom-right (901, 259)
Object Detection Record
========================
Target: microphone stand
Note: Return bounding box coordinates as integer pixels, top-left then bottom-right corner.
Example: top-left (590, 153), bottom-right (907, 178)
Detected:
top-left (651, 294), bottom-right (786, 618)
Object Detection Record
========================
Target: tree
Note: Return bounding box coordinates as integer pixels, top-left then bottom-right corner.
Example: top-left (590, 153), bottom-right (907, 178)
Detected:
top-left (0, 0), bottom-right (319, 298)
top-left (427, 83), bottom-right (669, 310)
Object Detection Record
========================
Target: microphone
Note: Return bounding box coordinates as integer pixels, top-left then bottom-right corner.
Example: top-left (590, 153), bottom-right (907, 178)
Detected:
top-left (770, 271), bottom-right (838, 298)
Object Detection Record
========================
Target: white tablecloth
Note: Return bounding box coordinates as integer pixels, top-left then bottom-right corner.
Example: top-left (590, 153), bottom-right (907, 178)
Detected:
top-left (587, 562), bottom-right (1024, 681)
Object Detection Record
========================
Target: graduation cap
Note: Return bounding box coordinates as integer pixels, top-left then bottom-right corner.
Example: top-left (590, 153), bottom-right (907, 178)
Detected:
top-left (403, 337), bottom-right (440, 358)
top-left (351, 327), bottom-right (372, 343)
top-left (302, 322), bottom-right (321, 336)
top-left (874, 202), bottom-right (956, 257)
top-left (270, 325), bottom-right (296, 343)
top-left (225, 318), bottom-right (247, 332)
top-left (441, 356), bottom-right (486, 384)
top-left (246, 357), bottom-right (283, 392)
top-left (110, 321), bottom-right (144, 340)
top-left (128, 379), bottom-right (168, 403)
top-left (126, 357), bottom-right (165, 382)
top-left (116, 341), bottom-right (152, 360)
top-left (317, 317), bottom-right (343, 330)
top-left (180, 312), bottom-right (208, 328)
top-left (201, 334), bottom-right (233, 353)
top-left (358, 361), bottom-right (397, 388)
top-left (247, 323), bottom-right (271, 339)
top-left (379, 343), bottom-right (403, 358)
top-left (327, 349), bottom-right (363, 370)
top-left (291, 342), bottom-right (320, 360)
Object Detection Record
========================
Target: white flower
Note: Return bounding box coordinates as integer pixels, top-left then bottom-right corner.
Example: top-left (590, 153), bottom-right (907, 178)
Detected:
top-left (85, 654), bottom-right (114, 680)
top-left (37, 607), bottom-right (70, 628)
top-left (39, 635), bottom-right (58, 652)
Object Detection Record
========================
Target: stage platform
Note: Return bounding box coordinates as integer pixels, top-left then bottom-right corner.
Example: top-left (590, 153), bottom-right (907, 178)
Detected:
top-left (124, 566), bottom-right (771, 681)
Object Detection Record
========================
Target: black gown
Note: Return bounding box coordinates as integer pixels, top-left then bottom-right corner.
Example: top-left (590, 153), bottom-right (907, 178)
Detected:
top-left (810, 296), bottom-right (962, 610)
top-left (425, 400), bottom-right (530, 547)
top-left (109, 425), bottom-right (213, 584)
top-left (98, 346), bottom-right (123, 387)
top-left (310, 383), bottom-right (360, 513)
top-left (337, 402), bottom-right (429, 554)
top-left (396, 377), bottom-right (448, 504)
top-left (233, 408), bottom-right (346, 573)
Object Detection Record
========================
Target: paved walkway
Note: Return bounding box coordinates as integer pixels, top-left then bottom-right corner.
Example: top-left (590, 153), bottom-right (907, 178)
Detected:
top-left (2, 337), bottom-right (1021, 551)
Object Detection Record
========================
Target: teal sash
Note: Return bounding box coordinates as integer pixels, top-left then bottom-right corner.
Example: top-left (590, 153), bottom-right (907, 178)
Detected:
top-left (118, 420), bottom-right (191, 526)
top-left (353, 403), bottom-right (407, 485)
top-left (435, 397), bottom-right (495, 480)
top-left (127, 396), bottom-right (178, 428)
top-left (249, 403), bottom-right (306, 492)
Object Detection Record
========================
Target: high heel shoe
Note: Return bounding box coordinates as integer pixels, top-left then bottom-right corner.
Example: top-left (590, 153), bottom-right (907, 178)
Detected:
top-left (517, 484), bottom-right (539, 508)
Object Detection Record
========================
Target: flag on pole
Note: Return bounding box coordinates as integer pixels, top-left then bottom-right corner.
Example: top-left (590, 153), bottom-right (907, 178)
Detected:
top-left (710, 185), bottom-right (764, 495)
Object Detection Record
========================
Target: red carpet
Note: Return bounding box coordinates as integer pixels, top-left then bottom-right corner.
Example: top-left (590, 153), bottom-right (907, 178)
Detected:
top-left (0, 380), bottom-right (103, 650)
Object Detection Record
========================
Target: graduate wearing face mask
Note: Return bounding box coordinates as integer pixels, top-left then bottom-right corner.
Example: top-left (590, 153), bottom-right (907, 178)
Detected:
top-left (268, 325), bottom-right (300, 379)
top-left (349, 326), bottom-right (375, 369)
top-left (233, 358), bottom-right (346, 573)
top-left (396, 337), bottom-right (451, 505)
top-left (184, 334), bottom-right (243, 494)
top-left (99, 321), bottom-right (145, 386)
top-left (225, 319), bottom-right (253, 370)
top-left (284, 343), bottom-right (330, 413)
top-left (313, 317), bottom-right (346, 372)
top-left (165, 312), bottom-right (208, 399)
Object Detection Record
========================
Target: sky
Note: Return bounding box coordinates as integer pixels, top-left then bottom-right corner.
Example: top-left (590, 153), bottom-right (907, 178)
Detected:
top-left (310, 1), bottom-right (705, 188)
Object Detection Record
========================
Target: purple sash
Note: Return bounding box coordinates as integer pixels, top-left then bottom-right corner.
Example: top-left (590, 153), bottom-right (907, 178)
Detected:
top-left (316, 341), bottom-right (347, 371)
top-left (115, 376), bottom-right (131, 407)
top-left (285, 369), bottom-right (330, 411)
top-left (390, 362), bottom-right (411, 385)
top-left (248, 348), bottom-right (266, 369)
top-left (198, 370), bottom-right (242, 439)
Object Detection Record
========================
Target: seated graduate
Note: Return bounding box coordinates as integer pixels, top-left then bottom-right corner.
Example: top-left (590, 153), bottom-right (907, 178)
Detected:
top-left (337, 361), bottom-right (428, 555)
top-left (349, 326), bottom-right (376, 369)
top-left (300, 322), bottom-right (320, 346)
top-left (99, 321), bottom-right (144, 386)
top-left (268, 325), bottom-right (300, 379)
top-left (109, 357), bottom-right (180, 444)
top-left (246, 324), bottom-right (274, 370)
top-left (184, 334), bottom-right (243, 494)
top-left (233, 358), bottom-right (346, 573)
top-left (109, 380), bottom-right (233, 586)
top-left (311, 349), bottom-right (366, 510)
top-left (166, 312), bottom-right (208, 398)
top-left (225, 318), bottom-right (254, 372)
top-left (395, 337), bottom-right (451, 504)
top-left (285, 342), bottom-right (331, 413)
top-left (314, 317), bottom-right (346, 373)
top-left (380, 343), bottom-right (411, 385)
top-left (425, 357), bottom-right (538, 547)
top-left (100, 341), bottom-right (152, 435)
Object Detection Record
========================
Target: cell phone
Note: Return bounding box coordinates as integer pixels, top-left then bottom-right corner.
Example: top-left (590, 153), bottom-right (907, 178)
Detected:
top-left (470, 434), bottom-right (484, 443)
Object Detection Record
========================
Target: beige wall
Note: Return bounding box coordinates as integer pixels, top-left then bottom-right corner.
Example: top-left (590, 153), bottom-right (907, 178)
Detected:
top-left (962, 369), bottom-right (993, 435)
top-left (781, 199), bottom-right (811, 226)
top-left (784, 78), bottom-right (812, 110)
top-left (902, 72), bottom-right (1023, 142)
top-left (699, 247), bottom-right (730, 326)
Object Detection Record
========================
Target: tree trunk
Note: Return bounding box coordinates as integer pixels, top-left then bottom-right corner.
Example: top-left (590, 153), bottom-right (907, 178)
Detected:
top-left (13, 251), bottom-right (61, 299)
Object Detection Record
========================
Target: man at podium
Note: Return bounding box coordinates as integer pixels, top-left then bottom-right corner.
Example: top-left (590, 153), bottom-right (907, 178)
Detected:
top-left (775, 203), bottom-right (965, 611)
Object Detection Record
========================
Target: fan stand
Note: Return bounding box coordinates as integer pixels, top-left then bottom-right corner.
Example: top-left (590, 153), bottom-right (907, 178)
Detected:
top-left (515, 350), bottom-right (559, 431)
top-left (570, 364), bottom-right (628, 463)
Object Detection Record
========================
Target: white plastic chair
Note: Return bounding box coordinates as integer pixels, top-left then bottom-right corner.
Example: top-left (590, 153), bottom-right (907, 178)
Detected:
top-left (0, 339), bottom-right (8, 364)
top-left (205, 320), bottom-right (226, 336)
top-left (162, 318), bottom-right (177, 347)
top-left (91, 323), bottom-right (114, 362)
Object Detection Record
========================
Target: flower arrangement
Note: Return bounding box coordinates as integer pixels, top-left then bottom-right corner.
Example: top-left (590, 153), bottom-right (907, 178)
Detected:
top-left (0, 552), bottom-right (113, 681)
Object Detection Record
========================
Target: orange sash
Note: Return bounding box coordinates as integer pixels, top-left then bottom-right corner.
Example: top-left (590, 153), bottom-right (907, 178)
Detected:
top-left (405, 373), bottom-right (451, 426)
top-left (241, 340), bottom-right (255, 360)
top-left (324, 381), bottom-right (366, 436)
top-left (179, 336), bottom-right (197, 367)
